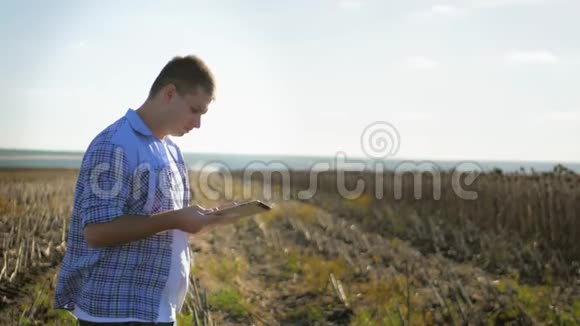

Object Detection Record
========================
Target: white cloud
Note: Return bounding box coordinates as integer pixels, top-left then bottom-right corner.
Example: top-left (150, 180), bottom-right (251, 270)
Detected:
top-left (411, 0), bottom-right (547, 20)
top-left (470, 0), bottom-right (545, 9)
top-left (538, 111), bottom-right (580, 122)
top-left (431, 4), bottom-right (463, 15)
top-left (393, 112), bottom-right (433, 121)
top-left (319, 110), bottom-right (349, 119)
top-left (15, 86), bottom-right (94, 100)
top-left (506, 50), bottom-right (559, 64)
top-left (338, 0), bottom-right (362, 9)
top-left (406, 56), bottom-right (439, 70)
top-left (409, 4), bottom-right (465, 20)
top-left (69, 40), bottom-right (88, 50)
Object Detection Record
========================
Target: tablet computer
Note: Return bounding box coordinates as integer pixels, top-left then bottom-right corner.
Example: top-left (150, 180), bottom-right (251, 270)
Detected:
top-left (204, 200), bottom-right (272, 218)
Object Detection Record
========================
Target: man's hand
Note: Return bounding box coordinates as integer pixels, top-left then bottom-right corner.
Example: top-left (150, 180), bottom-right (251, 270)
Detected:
top-left (180, 202), bottom-right (247, 230)
top-left (172, 205), bottom-right (214, 234)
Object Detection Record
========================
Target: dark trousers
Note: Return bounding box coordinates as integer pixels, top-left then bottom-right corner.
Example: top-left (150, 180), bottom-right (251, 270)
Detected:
top-left (78, 320), bottom-right (173, 326)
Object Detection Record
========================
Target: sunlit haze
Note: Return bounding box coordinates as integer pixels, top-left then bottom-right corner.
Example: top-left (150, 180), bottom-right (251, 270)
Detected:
top-left (2, 0), bottom-right (579, 162)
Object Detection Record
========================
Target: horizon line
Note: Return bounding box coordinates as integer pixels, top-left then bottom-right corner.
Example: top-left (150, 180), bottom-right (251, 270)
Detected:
top-left (1, 147), bottom-right (579, 165)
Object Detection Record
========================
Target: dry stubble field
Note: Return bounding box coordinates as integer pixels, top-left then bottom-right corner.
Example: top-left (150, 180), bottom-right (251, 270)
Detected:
top-left (0, 167), bottom-right (579, 325)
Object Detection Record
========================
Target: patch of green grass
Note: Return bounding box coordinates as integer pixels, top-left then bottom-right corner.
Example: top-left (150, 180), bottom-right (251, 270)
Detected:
top-left (547, 311), bottom-right (578, 325)
top-left (573, 300), bottom-right (580, 317)
top-left (487, 302), bottom-right (523, 324)
top-left (176, 312), bottom-right (194, 325)
top-left (283, 250), bottom-right (301, 276)
top-left (205, 256), bottom-right (245, 286)
top-left (351, 308), bottom-right (376, 326)
top-left (495, 282), bottom-right (506, 294)
top-left (207, 287), bottom-right (248, 320)
top-left (46, 309), bottom-right (78, 325)
top-left (517, 285), bottom-right (539, 306)
top-left (14, 278), bottom-right (78, 325)
top-left (302, 256), bottom-right (348, 290)
top-left (354, 277), bottom-right (427, 324)
top-left (390, 238), bottom-right (399, 250)
top-left (492, 279), bottom-right (579, 324)
top-left (293, 202), bottom-right (323, 224)
top-left (286, 304), bottom-right (325, 323)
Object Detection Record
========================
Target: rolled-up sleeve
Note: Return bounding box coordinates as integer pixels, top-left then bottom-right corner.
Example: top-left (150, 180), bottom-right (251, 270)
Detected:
top-left (78, 142), bottom-right (132, 228)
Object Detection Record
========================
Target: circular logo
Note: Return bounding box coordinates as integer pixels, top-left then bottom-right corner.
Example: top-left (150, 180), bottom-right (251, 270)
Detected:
top-left (360, 121), bottom-right (400, 159)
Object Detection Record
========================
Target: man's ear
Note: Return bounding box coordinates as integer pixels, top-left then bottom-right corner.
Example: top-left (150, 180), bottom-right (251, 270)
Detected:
top-left (161, 84), bottom-right (177, 103)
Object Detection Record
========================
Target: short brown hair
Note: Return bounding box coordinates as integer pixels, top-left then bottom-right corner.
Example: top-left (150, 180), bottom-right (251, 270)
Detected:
top-left (148, 55), bottom-right (216, 99)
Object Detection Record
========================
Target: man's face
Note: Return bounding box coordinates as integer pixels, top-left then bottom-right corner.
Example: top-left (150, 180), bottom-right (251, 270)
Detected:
top-left (162, 85), bottom-right (212, 137)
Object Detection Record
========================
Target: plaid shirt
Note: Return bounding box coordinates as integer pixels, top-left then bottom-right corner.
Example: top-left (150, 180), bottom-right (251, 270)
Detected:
top-left (54, 109), bottom-right (190, 321)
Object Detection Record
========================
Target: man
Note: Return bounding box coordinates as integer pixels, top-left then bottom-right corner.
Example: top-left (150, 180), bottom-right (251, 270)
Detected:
top-left (54, 55), bottom-right (234, 325)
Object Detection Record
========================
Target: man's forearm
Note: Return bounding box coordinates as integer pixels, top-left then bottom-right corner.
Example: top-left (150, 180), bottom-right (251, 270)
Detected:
top-left (83, 209), bottom-right (203, 248)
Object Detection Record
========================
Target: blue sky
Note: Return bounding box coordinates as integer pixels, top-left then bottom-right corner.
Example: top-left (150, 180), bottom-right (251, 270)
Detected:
top-left (1, 0), bottom-right (579, 162)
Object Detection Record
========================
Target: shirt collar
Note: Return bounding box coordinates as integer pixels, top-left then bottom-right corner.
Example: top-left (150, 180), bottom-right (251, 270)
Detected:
top-left (125, 109), bottom-right (154, 137)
